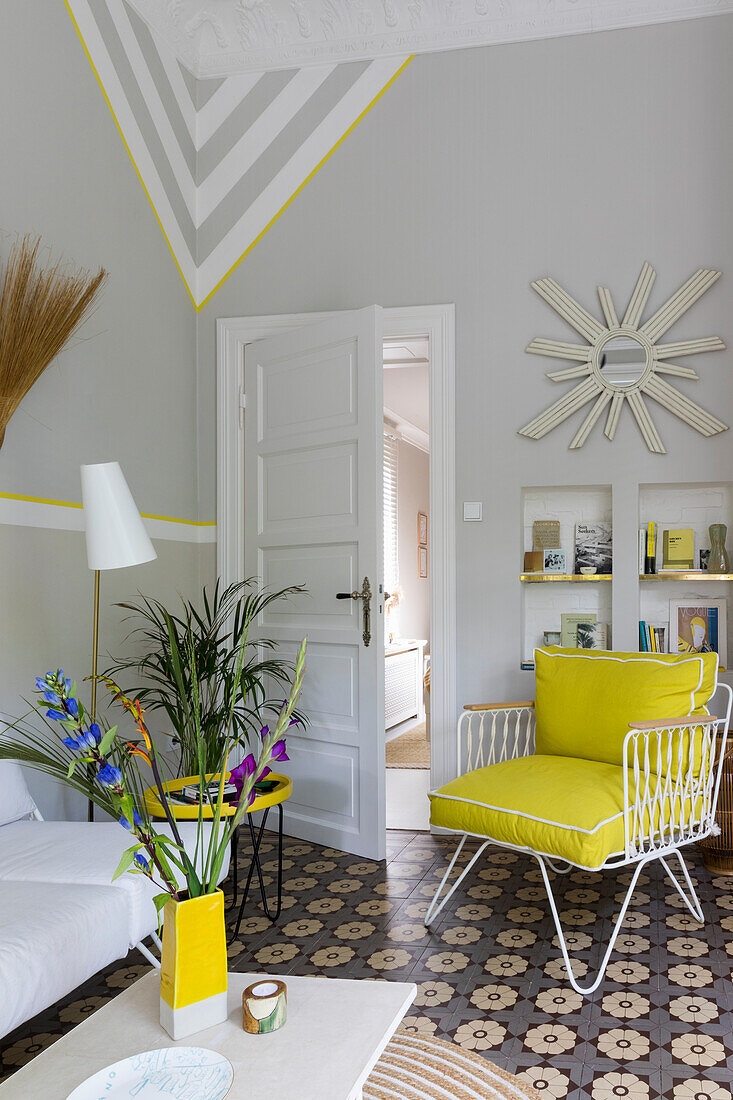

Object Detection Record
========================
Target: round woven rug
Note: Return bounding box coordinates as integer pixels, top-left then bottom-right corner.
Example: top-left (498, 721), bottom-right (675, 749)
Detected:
top-left (364, 1031), bottom-right (541, 1099)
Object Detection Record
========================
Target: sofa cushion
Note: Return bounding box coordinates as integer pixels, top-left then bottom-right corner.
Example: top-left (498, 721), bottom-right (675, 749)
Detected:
top-left (431, 755), bottom-right (638, 870)
top-left (0, 820), bottom-right (230, 948)
top-left (534, 647), bottom-right (717, 771)
top-left (0, 880), bottom-right (130, 1040)
top-left (0, 761), bottom-right (37, 826)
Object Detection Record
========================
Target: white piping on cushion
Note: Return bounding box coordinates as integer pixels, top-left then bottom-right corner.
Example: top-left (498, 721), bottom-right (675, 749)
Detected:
top-left (432, 822), bottom-right (626, 873)
top-left (428, 789), bottom-right (625, 835)
top-left (534, 649), bottom-right (709, 717)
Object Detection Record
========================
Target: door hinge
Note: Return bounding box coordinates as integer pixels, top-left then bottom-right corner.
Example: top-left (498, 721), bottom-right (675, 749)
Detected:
top-left (239, 390), bottom-right (246, 426)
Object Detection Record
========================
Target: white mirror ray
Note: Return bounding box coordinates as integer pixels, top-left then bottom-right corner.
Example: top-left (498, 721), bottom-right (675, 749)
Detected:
top-left (518, 262), bottom-right (728, 454)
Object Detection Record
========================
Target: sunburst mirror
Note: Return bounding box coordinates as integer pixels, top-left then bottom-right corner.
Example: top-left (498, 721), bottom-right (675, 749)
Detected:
top-left (518, 263), bottom-right (728, 453)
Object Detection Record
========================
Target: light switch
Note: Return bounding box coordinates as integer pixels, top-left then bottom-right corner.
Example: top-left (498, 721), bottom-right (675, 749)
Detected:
top-left (463, 501), bottom-right (482, 522)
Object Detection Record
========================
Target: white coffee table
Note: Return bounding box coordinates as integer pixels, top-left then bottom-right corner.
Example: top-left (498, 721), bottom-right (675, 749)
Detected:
top-left (0, 971), bottom-right (416, 1099)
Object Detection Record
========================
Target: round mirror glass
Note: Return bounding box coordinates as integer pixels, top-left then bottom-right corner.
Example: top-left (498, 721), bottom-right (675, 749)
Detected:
top-left (598, 334), bottom-right (649, 389)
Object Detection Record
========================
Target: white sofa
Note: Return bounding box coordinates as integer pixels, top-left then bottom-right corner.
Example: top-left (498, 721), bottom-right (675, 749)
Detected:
top-left (0, 762), bottom-right (230, 1040)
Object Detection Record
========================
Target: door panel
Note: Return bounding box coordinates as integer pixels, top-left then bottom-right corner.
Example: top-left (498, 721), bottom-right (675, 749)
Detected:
top-left (245, 306), bottom-right (384, 859)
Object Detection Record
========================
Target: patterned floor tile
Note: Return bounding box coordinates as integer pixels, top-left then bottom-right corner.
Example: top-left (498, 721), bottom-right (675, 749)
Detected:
top-left (1, 830), bottom-right (732, 1093)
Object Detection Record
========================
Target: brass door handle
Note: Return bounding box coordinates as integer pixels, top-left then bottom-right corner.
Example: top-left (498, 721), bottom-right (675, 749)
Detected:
top-left (336, 576), bottom-right (372, 646)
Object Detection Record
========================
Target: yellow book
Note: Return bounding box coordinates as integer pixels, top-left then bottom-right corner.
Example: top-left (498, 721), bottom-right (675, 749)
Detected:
top-left (662, 528), bottom-right (694, 570)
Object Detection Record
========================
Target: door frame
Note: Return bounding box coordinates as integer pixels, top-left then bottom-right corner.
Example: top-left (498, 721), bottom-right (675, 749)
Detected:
top-left (216, 303), bottom-right (456, 792)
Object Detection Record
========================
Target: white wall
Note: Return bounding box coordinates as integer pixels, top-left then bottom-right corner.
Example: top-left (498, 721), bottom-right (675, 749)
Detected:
top-left (0, 1), bottom-right (200, 818)
top-left (197, 16), bottom-right (733, 744)
top-left (395, 440), bottom-right (430, 646)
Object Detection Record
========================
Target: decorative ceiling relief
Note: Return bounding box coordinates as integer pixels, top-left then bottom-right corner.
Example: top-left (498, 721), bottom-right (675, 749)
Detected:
top-left (64, 0), bottom-right (410, 308)
top-left (518, 264), bottom-right (728, 454)
top-left (124, 0), bottom-right (733, 77)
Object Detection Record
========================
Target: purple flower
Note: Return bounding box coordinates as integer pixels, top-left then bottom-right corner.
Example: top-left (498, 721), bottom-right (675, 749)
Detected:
top-left (270, 739), bottom-right (289, 763)
top-left (97, 763), bottom-right (122, 788)
top-left (259, 725), bottom-right (269, 741)
top-left (45, 709), bottom-right (66, 722)
top-left (230, 754), bottom-right (256, 800)
top-left (257, 765), bottom-right (271, 782)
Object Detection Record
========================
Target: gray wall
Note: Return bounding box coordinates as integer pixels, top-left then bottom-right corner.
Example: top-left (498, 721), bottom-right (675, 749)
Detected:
top-left (0, 1), bottom-right (200, 817)
top-left (196, 15), bottom-right (733, 716)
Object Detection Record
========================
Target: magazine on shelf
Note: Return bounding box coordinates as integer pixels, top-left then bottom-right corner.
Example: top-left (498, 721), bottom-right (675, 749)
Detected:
top-left (574, 523), bottom-right (612, 574)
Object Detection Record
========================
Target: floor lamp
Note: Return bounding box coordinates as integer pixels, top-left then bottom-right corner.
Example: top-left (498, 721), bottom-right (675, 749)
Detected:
top-left (81, 462), bottom-right (157, 821)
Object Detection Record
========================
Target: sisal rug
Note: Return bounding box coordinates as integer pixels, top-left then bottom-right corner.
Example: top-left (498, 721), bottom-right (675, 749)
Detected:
top-left (365, 1032), bottom-right (541, 1100)
top-left (386, 723), bottom-right (430, 769)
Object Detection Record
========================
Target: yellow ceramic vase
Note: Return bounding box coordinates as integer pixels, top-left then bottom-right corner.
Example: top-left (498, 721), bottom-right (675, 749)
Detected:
top-left (159, 890), bottom-right (228, 1040)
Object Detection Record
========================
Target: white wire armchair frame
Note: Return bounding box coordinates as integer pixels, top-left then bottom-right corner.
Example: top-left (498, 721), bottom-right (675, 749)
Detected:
top-left (425, 687), bottom-right (732, 995)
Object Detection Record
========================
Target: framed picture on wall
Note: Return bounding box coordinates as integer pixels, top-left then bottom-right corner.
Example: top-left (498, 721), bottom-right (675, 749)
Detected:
top-left (418, 512), bottom-right (428, 546)
top-left (418, 546), bottom-right (428, 579)
top-left (669, 598), bottom-right (727, 666)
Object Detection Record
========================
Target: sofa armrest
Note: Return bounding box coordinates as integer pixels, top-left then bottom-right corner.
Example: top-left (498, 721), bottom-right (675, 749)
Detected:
top-left (458, 702), bottom-right (535, 773)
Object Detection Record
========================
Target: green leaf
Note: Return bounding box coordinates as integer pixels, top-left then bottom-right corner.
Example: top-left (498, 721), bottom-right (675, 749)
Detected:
top-left (67, 760), bottom-right (77, 779)
top-left (152, 891), bottom-right (170, 935)
top-left (112, 843), bottom-right (142, 881)
top-left (97, 725), bottom-right (118, 756)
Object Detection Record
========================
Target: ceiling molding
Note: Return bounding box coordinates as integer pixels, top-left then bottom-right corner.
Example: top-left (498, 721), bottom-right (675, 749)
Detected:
top-left (64, 0), bottom-right (410, 308)
top-left (126, 0), bottom-right (733, 77)
top-left (384, 405), bottom-right (430, 454)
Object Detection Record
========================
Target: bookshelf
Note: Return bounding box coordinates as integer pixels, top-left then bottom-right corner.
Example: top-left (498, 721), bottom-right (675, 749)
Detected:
top-left (521, 574), bottom-right (612, 583)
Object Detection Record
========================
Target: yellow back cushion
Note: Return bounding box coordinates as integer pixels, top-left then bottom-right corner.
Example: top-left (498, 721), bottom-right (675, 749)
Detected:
top-left (534, 647), bottom-right (717, 769)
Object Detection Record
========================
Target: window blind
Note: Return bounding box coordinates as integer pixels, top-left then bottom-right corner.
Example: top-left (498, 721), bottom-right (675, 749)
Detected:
top-left (383, 433), bottom-right (399, 594)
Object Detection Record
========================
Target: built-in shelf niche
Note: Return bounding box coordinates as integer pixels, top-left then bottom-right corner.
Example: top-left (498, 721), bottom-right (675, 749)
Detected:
top-left (521, 485), bottom-right (612, 664)
top-left (638, 482), bottom-right (733, 660)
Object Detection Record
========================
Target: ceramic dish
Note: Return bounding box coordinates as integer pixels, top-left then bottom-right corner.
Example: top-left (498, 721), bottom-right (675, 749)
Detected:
top-left (66, 1046), bottom-right (234, 1099)
top-left (580, 566), bottom-right (597, 575)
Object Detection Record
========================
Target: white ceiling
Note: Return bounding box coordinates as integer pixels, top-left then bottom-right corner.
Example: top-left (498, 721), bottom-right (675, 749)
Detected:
top-left (125, 0), bottom-right (733, 78)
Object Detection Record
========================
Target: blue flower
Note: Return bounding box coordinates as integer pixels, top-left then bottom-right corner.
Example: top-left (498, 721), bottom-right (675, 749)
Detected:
top-left (62, 735), bottom-right (82, 750)
top-left (134, 852), bottom-right (150, 872)
top-left (119, 812), bottom-right (143, 831)
top-left (43, 691), bottom-right (61, 706)
top-left (65, 698), bottom-right (79, 718)
top-left (64, 679), bottom-right (71, 694)
top-left (97, 763), bottom-right (122, 788)
top-left (119, 814), bottom-right (132, 830)
top-left (87, 723), bottom-right (101, 746)
top-left (45, 709), bottom-right (66, 722)
top-left (35, 677), bottom-right (47, 691)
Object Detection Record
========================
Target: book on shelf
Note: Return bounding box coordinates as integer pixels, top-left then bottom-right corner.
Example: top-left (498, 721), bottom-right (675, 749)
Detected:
top-left (561, 611), bottom-right (597, 647)
top-left (662, 528), bottom-right (694, 570)
top-left (574, 523), bottom-right (612, 574)
top-left (638, 620), bottom-right (667, 653)
top-left (638, 529), bottom-right (647, 575)
top-left (645, 521), bottom-right (656, 574)
top-left (576, 621), bottom-right (609, 650)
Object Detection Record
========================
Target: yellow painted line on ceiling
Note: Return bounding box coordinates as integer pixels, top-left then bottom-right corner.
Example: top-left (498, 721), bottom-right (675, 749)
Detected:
top-left (196, 55), bottom-right (415, 313)
top-left (63, 0), bottom-right (198, 309)
top-left (0, 491), bottom-right (215, 527)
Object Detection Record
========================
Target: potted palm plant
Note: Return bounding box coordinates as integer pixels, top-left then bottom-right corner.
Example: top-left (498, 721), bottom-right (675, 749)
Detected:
top-left (104, 579), bottom-right (305, 776)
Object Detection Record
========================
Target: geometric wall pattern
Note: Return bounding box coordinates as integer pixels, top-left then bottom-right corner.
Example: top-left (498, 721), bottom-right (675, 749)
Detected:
top-left (64, 1), bottom-right (411, 309)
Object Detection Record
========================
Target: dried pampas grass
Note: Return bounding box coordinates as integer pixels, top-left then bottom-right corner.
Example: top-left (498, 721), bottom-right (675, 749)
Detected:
top-left (0, 234), bottom-right (107, 448)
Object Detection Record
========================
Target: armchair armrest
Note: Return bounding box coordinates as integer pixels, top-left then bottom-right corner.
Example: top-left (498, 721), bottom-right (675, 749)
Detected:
top-left (464, 701), bottom-right (534, 712)
top-left (622, 713), bottom-right (727, 860)
top-left (458, 701), bottom-right (535, 773)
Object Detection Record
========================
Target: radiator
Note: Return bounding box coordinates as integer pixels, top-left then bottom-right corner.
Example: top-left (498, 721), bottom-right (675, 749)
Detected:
top-left (385, 647), bottom-right (421, 729)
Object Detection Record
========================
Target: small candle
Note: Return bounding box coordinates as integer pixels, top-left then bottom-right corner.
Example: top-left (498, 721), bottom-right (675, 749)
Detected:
top-left (242, 979), bottom-right (287, 1034)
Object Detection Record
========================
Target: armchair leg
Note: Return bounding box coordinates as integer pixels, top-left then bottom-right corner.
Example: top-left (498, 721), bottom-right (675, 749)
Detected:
top-left (537, 855), bottom-right (649, 996)
top-left (660, 850), bottom-right (704, 923)
top-left (424, 836), bottom-right (489, 928)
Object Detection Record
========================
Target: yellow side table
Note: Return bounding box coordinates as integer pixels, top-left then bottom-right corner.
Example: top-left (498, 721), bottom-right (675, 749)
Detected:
top-left (144, 772), bottom-right (293, 938)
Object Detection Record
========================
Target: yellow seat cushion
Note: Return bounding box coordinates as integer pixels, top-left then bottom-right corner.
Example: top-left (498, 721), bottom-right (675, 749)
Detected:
top-left (534, 647), bottom-right (717, 773)
top-left (430, 755), bottom-right (635, 870)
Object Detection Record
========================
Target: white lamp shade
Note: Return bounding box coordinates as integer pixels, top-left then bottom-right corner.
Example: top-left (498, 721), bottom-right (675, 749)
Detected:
top-left (81, 462), bottom-right (157, 571)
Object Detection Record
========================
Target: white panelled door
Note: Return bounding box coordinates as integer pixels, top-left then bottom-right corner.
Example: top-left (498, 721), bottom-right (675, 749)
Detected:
top-left (244, 307), bottom-right (386, 861)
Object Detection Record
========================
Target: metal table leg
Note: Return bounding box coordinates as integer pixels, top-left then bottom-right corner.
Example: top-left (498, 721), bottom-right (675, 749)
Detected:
top-left (230, 803), bottom-right (284, 941)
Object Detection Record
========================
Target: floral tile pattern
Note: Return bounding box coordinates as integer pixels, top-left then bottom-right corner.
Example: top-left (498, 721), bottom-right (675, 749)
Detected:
top-left (1, 830), bottom-right (732, 1100)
